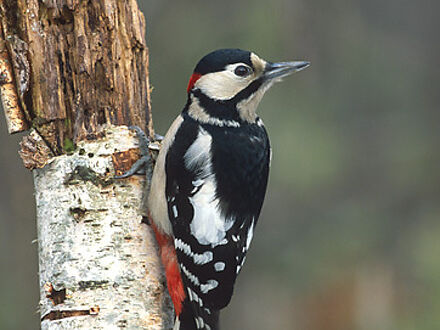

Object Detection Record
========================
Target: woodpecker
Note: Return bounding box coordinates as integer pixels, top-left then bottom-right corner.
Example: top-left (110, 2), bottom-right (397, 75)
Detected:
top-left (118, 49), bottom-right (309, 330)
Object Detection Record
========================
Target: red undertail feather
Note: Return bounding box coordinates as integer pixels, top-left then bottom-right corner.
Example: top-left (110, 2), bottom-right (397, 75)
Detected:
top-left (187, 73), bottom-right (202, 93)
top-left (150, 220), bottom-right (185, 316)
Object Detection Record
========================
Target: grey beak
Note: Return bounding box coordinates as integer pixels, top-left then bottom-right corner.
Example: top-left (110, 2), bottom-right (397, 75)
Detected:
top-left (264, 61), bottom-right (310, 81)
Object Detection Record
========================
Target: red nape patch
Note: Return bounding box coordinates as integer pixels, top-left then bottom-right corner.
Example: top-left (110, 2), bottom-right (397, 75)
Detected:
top-left (150, 220), bottom-right (185, 316)
top-left (187, 72), bottom-right (202, 93)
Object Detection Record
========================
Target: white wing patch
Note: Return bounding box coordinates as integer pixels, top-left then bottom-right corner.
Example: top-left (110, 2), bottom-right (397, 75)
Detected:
top-left (184, 128), bottom-right (234, 247)
top-left (184, 127), bottom-right (212, 172)
top-left (189, 176), bottom-right (234, 247)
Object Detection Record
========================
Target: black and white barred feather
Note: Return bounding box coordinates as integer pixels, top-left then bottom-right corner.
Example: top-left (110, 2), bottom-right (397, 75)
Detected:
top-left (166, 112), bottom-right (270, 329)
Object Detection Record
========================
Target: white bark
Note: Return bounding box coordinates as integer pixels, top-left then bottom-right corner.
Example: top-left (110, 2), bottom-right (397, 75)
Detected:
top-left (34, 126), bottom-right (173, 329)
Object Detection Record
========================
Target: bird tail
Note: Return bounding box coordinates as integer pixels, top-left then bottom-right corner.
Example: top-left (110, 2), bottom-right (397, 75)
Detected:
top-left (174, 298), bottom-right (219, 330)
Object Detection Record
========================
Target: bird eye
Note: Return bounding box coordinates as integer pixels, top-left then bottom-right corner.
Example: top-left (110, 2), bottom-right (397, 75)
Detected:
top-left (234, 65), bottom-right (251, 77)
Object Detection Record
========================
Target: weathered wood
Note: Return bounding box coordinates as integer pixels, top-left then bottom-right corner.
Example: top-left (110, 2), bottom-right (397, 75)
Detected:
top-left (0, 27), bottom-right (29, 133)
top-left (1, 0), bottom-right (153, 155)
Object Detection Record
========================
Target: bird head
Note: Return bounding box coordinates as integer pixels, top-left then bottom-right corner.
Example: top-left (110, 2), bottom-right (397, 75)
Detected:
top-left (186, 49), bottom-right (309, 124)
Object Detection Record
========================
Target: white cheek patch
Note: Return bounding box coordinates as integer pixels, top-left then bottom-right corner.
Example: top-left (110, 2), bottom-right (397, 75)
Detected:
top-left (195, 62), bottom-right (258, 101)
top-left (195, 70), bottom-right (250, 100)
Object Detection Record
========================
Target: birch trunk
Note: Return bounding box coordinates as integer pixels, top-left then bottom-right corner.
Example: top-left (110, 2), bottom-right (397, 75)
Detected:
top-left (0, 0), bottom-right (174, 328)
top-left (35, 126), bottom-right (173, 329)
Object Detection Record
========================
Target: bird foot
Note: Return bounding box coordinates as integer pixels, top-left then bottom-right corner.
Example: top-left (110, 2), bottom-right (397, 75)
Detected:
top-left (114, 126), bottom-right (161, 182)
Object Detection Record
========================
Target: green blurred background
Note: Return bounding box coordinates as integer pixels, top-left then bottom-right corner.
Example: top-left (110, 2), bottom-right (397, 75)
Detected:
top-left (1, 0), bottom-right (439, 329)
